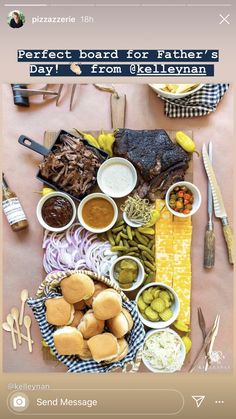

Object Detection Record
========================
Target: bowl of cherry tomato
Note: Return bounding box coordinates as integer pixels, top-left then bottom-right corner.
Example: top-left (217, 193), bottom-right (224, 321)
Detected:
top-left (165, 181), bottom-right (201, 218)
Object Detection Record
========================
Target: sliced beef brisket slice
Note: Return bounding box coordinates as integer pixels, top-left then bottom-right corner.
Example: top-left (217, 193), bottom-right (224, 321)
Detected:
top-left (114, 129), bottom-right (189, 180)
top-left (148, 166), bottom-right (187, 201)
top-left (149, 161), bottom-right (189, 191)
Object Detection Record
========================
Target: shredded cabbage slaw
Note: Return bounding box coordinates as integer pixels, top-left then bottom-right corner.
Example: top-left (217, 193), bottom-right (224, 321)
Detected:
top-left (143, 330), bottom-right (185, 372)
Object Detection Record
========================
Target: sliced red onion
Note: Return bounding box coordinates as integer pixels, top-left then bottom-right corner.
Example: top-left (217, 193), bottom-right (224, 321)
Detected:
top-left (43, 224), bottom-right (118, 275)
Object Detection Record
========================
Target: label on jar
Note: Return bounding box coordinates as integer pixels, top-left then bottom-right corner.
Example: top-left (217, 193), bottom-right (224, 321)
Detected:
top-left (2, 198), bottom-right (27, 226)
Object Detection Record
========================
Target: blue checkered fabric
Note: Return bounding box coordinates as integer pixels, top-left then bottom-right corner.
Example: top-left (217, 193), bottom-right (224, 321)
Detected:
top-left (159, 83), bottom-right (229, 118)
top-left (27, 289), bottom-right (145, 373)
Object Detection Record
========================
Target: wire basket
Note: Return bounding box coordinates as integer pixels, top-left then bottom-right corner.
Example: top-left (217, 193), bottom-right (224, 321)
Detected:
top-left (27, 269), bottom-right (145, 373)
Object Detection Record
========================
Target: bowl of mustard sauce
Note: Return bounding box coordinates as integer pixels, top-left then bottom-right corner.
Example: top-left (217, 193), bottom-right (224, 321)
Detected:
top-left (78, 192), bottom-right (118, 233)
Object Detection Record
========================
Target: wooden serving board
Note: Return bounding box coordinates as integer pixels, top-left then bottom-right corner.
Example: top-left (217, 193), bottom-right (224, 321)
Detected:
top-left (42, 129), bottom-right (193, 366)
top-left (44, 129), bottom-right (193, 182)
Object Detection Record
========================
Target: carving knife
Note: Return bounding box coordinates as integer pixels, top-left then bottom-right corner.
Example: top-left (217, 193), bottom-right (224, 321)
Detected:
top-left (204, 142), bottom-right (215, 268)
top-left (202, 144), bottom-right (234, 264)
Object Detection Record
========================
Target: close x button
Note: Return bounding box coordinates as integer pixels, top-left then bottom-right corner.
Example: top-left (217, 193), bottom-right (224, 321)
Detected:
top-left (219, 14), bottom-right (230, 25)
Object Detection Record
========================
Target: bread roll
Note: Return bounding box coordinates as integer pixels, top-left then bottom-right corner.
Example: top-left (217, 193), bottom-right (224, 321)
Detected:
top-left (92, 289), bottom-right (122, 320)
top-left (53, 327), bottom-right (84, 355)
top-left (78, 340), bottom-right (93, 360)
top-left (84, 281), bottom-right (108, 307)
top-left (107, 308), bottom-right (133, 338)
top-left (45, 297), bottom-right (74, 326)
top-left (88, 333), bottom-right (119, 362)
top-left (61, 273), bottom-right (95, 304)
top-left (107, 338), bottom-right (129, 363)
top-left (70, 310), bottom-right (84, 328)
top-left (78, 310), bottom-right (104, 339)
top-left (74, 300), bottom-right (86, 310)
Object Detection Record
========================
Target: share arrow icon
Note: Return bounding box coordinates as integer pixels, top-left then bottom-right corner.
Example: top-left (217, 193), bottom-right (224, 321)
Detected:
top-left (192, 395), bottom-right (206, 408)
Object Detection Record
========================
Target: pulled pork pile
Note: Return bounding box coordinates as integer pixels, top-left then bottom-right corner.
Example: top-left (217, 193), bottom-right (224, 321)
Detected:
top-left (39, 133), bottom-right (101, 197)
top-left (114, 129), bottom-right (190, 200)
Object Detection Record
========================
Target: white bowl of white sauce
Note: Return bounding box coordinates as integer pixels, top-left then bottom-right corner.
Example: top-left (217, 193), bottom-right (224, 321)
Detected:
top-left (97, 157), bottom-right (137, 198)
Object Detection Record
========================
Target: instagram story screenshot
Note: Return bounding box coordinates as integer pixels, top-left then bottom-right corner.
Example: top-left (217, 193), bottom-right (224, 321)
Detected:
top-left (0, 0), bottom-right (235, 418)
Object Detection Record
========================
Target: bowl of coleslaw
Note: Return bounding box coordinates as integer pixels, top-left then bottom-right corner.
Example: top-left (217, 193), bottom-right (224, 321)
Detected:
top-left (142, 328), bottom-right (186, 373)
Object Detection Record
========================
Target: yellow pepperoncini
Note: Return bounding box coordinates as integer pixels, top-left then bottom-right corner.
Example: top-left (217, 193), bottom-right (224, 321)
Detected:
top-left (74, 129), bottom-right (100, 148)
top-left (182, 334), bottom-right (192, 354)
top-left (97, 130), bottom-right (116, 156)
top-left (82, 133), bottom-right (100, 148)
top-left (176, 131), bottom-right (200, 156)
top-left (34, 187), bottom-right (55, 195)
top-left (42, 187), bottom-right (54, 196)
top-left (97, 130), bottom-right (107, 149)
top-left (104, 132), bottom-right (116, 156)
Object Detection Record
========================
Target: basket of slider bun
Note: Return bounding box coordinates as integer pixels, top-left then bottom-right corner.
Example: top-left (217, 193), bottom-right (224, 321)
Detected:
top-left (27, 269), bottom-right (145, 373)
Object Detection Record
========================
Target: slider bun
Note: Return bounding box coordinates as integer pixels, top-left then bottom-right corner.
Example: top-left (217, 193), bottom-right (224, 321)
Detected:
top-left (53, 327), bottom-right (84, 355)
top-left (84, 282), bottom-right (108, 307)
top-left (107, 338), bottom-right (129, 363)
top-left (70, 310), bottom-right (84, 328)
top-left (107, 308), bottom-right (134, 338)
top-left (78, 310), bottom-right (104, 339)
top-left (74, 300), bottom-right (86, 310)
top-left (45, 297), bottom-right (74, 326)
top-left (87, 333), bottom-right (119, 362)
top-left (92, 289), bottom-right (122, 320)
top-left (61, 273), bottom-right (95, 304)
top-left (78, 340), bottom-right (93, 360)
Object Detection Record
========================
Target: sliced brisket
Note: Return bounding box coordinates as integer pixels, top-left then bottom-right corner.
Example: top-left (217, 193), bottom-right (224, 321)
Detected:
top-left (114, 129), bottom-right (190, 199)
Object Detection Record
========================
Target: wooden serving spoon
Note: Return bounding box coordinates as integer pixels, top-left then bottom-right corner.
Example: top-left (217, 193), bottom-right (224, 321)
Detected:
top-left (19, 289), bottom-right (29, 326)
top-left (24, 315), bottom-right (32, 353)
top-left (2, 322), bottom-right (34, 344)
top-left (11, 307), bottom-right (22, 345)
top-left (6, 314), bottom-right (17, 350)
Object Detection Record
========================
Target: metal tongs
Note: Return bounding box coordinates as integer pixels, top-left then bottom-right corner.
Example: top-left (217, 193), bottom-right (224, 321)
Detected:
top-left (11, 83), bottom-right (58, 108)
top-left (12, 84), bottom-right (58, 98)
top-left (11, 83), bottom-right (77, 111)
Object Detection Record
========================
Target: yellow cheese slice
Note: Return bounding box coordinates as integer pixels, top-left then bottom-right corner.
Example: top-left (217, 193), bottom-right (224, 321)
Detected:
top-left (155, 199), bottom-right (192, 326)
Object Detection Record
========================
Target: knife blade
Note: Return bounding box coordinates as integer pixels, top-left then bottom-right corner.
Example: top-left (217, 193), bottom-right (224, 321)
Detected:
top-left (203, 142), bottom-right (215, 268)
top-left (202, 144), bottom-right (234, 264)
top-left (207, 142), bottom-right (213, 218)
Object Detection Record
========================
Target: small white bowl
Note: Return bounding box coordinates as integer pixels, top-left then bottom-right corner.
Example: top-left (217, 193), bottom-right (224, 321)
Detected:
top-left (150, 83), bottom-right (204, 99)
top-left (97, 157), bottom-right (137, 198)
top-left (135, 282), bottom-right (180, 329)
top-left (165, 181), bottom-right (201, 218)
top-left (78, 192), bottom-right (118, 233)
top-left (36, 191), bottom-right (76, 233)
top-left (142, 328), bottom-right (186, 373)
top-left (122, 211), bottom-right (143, 228)
top-left (110, 256), bottom-right (145, 291)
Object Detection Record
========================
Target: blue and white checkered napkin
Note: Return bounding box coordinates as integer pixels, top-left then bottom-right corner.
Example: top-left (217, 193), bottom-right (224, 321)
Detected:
top-left (27, 289), bottom-right (145, 373)
top-left (159, 83), bottom-right (229, 118)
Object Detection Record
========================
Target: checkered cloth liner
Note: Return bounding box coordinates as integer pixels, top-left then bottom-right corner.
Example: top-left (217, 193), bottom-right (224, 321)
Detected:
top-left (27, 289), bottom-right (145, 373)
top-left (160, 83), bottom-right (229, 118)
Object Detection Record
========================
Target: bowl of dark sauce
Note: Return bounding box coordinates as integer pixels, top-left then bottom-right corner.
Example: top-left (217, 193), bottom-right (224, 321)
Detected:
top-left (36, 191), bottom-right (76, 232)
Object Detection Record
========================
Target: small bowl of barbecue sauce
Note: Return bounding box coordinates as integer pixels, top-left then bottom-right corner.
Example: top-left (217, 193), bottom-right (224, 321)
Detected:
top-left (36, 192), bottom-right (76, 232)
